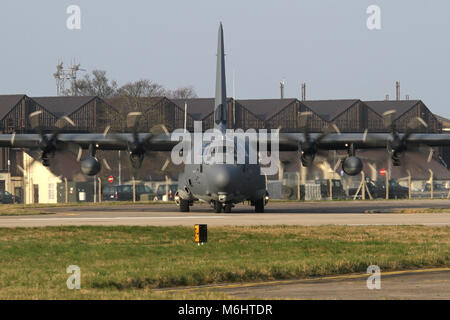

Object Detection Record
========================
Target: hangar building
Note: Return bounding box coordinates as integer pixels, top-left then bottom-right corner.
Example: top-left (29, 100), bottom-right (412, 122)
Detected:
top-left (0, 94), bottom-right (448, 203)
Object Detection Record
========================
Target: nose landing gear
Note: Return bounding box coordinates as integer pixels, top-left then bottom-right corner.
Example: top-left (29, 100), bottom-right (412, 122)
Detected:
top-left (213, 201), bottom-right (233, 213)
top-left (224, 203), bottom-right (232, 213)
top-left (214, 201), bottom-right (222, 213)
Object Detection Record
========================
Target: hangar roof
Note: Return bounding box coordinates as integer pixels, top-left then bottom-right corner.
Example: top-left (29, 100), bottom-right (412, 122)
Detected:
top-left (106, 96), bottom-right (164, 114)
top-left (237, 99), bottom-right (297, 120)
top-left (434, 114), bottom-right (450, 128)
top-left (0, 94), bottom-right (26, 119)
top-left (363, 100), bottom-right (421, 118)
top-left (302, 99), bottom-right (360, 121)
top-left (171, 98), bottom-right (216, 120)
top-left (32, 96), bottom-right (97, 117)
top-left (172, 98), bottom-right (298, 121)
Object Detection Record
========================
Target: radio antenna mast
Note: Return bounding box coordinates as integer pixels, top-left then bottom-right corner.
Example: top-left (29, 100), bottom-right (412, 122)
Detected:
top-left (53, 60), bottom-right (86, 96)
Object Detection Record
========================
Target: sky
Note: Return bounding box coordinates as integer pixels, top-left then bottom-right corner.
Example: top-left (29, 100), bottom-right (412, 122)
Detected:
top-left (0, 1), bottom-right (450, 118)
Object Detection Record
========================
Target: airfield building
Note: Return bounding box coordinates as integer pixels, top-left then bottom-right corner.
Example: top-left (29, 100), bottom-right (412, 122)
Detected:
top-left (0, 94), bottom-right (448, 203)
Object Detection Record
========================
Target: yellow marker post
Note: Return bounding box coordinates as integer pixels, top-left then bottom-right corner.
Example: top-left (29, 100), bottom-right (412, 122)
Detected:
top-left (194, 224), bottom-right (207, 245)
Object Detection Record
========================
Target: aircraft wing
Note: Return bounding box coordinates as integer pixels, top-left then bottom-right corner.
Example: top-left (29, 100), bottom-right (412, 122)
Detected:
top-left (0, 133), bottom-right (177, 151)
top-left (1, 132), bottom-right (450, 152)
top-left (277, 132), bottom-right (450, 151)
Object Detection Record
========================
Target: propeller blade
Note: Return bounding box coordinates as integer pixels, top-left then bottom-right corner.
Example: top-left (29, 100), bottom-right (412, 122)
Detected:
top-left (29, 110), bottom-right (43, 131)
top-left (403, 117), bottom-right (427, 142)
top-left (62, 142), bottom-right (83, 162)
top-left (150, 123), bottom-right (169, 135)
top-left (56, 116), bottom-right (75, 129)
top-left (103, 125), bottom-right (111, 136)
top-left (126, 112), bottom-right (143, 130)
top-left (76, 147), bottom-right (83, 162)
top-left (363, 129), bottom-right (368, 142)
top-left (331, 123), bottom-right (341, 135)
top-left (407, 117), bottom-right (428, 131)
top-left (333, 159), bottom-right (342, 172)
top-left (427, 148), bottom-right (434, 163)
top-left (17, 165), bottom-right (25, 175)
top-left (382, 109), bottom-right (397, 130)
top-left (298, 111), bottom-right (312, 129)
top-left (10, 132), bottom-right (15, 146)
top-left (161, 158), bottom-right (170, 172)
top-left (102, 158), bottom-right (112, 171)
top-left (316, 123), bottom-right (341, 144)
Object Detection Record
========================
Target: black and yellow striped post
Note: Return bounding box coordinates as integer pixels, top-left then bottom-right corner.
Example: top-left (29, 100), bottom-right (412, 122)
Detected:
top-left (194, 224), bottom-right (207, 245)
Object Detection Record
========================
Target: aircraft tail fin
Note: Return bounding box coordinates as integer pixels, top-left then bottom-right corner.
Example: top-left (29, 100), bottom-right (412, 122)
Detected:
top-left (214, 22), bottom-right (227, 132)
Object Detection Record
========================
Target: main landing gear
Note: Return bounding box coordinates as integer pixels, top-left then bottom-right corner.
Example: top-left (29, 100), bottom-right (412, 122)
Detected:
top-left (254, 198), bottom-right (264, 213)
top-left (179, 199), bottom-right (190, 212)
top-left (253, 192), bottom-right (269, 213)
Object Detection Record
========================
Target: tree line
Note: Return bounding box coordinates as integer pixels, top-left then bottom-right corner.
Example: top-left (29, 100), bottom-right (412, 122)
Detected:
top-left (70, 70), bottom-right (198, 100)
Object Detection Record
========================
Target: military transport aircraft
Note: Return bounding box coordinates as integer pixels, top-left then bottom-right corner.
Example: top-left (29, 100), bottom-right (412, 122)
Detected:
top-left (0, 23), bottom-right (449, 213)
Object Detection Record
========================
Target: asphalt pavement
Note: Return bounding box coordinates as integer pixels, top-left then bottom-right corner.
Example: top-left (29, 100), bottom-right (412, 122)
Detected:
top-left (0, 199), bottom-right (449, 227)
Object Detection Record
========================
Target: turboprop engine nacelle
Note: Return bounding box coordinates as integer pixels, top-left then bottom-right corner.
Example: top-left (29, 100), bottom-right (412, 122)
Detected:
top-left (300, 152), bottom-right (315, 167)
top-left (342, 156), bottom-right (363, 176)
top-left (80, 156), bottom-right (101, 176)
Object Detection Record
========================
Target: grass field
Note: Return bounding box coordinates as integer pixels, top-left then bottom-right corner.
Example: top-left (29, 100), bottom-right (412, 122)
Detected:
top-left (395, 208), bottom-right (450, 213)
top-left (0, 206), bottom-right (54, 216)
top-left (1, 200), bottom-right (172, 209)
top-left (0, 225), bottom-right (449, 299)
top-left (0, 199), bottom-right (449, 216)
top-left (0, 201), bottom-right (172, 216)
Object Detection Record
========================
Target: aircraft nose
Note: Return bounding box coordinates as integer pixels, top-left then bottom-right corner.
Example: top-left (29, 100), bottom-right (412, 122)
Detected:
top-left (209, 165), bottom-right (239, 191)
top-left (214, 167), bottom-right (231, 189)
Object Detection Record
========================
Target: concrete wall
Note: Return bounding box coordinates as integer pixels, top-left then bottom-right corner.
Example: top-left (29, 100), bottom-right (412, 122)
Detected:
top-left (0, 172), bottom-right (12, 192)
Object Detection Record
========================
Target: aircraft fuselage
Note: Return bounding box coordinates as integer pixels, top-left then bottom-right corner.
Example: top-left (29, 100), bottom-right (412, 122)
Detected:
top-left (177, 162), bottom-right (266, 206)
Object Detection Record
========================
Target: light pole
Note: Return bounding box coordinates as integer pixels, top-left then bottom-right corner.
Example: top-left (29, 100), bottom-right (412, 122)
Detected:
top-left (118, 150), bottom-right (122, 185)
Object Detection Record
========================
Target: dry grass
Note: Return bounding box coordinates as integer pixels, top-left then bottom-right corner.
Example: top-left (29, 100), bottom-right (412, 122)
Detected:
top-left (395, 208), bottom-right (450, 214)
top-left (0, 205), bottom-right (54, 216)
top-left (0, 201), bottom-right (174, 215)
top-left (2, 201), bottom-right (172, 209)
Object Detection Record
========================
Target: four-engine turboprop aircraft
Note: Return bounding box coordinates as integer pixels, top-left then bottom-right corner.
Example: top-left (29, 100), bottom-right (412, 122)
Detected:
top-left (0, 23), bottom-right (449, 213)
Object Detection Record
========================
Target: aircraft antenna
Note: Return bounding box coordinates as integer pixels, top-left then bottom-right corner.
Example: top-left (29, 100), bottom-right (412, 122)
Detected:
top-left (233, 70), bottom-right (236, 126)
top-left (184, 101), bottom-right (187, 131)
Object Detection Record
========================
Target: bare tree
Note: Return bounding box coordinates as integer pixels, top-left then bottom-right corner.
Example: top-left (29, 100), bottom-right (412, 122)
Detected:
top-left (166, 86), bottom-right (198, 100)
top-left (114, 79), bottom-right (167, 117)
top-left (117, 79), bottom-right (166, 98)
top-left (72, 70), bottom-right (118, 98)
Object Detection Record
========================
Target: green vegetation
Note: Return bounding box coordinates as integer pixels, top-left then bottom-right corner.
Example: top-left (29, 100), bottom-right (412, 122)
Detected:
top-left (0, 225), bottom-right (448, 299)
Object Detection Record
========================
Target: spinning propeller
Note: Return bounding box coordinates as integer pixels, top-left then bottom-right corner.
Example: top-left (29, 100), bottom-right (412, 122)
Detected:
top-left (382, 109), bottom-right (433, 166)
top-left (108, 112), bottom-right (171, 179)
top-left (24, 110), bottom-right (81, 167)
top-left (296, 111), bottom-right (341, 167)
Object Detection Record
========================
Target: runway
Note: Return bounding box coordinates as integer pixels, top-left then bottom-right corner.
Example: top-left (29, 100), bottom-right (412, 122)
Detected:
top-left (202, 269), bottom-right (450, 299)
top-left (1, 199), bottom-right (449, 227)
top-left (156, 268), bottom-right (450, 299)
